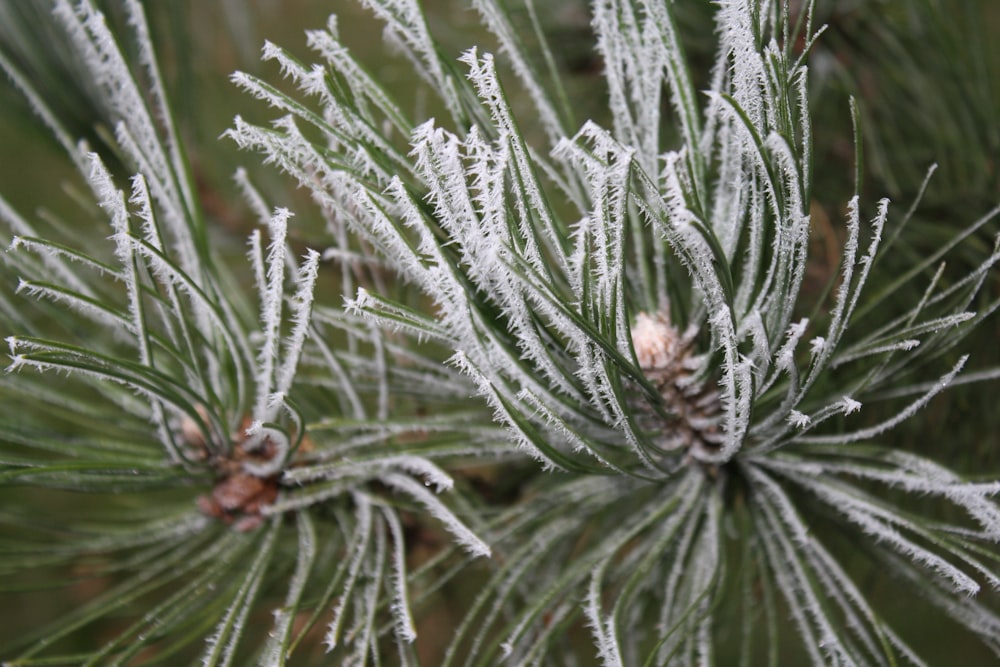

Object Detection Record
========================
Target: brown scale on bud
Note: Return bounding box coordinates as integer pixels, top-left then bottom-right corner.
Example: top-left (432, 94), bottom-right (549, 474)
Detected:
top-left (630, 312), bottom-right (723, 461)
top-left (197, 471), bottom-right (279, 532)
top-left (180, 410), bottom-right (287, 532)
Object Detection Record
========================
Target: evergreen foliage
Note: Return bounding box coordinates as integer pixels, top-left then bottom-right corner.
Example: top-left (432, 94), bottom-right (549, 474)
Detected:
top-left (1, 0), bottom-right (998, 664)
